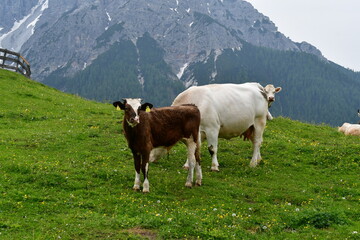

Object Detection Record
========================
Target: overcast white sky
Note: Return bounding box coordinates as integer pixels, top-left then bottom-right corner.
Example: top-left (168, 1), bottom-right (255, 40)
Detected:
top-left (247, 0), bottom-right (360, 71)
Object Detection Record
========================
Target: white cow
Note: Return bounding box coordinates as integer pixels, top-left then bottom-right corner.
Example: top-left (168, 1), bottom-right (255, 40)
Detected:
top-left (172, 82), bottom-right (282, 171)
top-left (338, 122), bottom-right (360, 136)
top-left (264, 84), bottom-right (282, 120)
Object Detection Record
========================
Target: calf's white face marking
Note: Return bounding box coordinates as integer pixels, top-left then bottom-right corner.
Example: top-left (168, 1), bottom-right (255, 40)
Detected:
top-left (124, 98), bottom-right (142, 127)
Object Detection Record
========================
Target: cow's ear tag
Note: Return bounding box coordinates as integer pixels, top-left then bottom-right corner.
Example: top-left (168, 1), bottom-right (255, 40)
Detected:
top-left (145, 106), bottom-right (151, 112)
top-left (116, 106), bottom-right (121, 111)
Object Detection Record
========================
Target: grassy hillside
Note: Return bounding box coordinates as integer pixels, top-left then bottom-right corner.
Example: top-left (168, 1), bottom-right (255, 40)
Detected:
top-left (0, 69), bottom-right (359, 239)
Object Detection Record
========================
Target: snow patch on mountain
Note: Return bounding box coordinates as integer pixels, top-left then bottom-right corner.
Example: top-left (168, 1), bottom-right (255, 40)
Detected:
top-left (185, 74), bottom-right (197, 88)
top-left (0, 0), bottom-right (48, 51)
top-left (170, 8), bottom-right (179, 14)
top-left (105, 11), bottom-right (112, 30)
top-left (177, 62), bottom-right (189, 79)
top-left (106, 12), bottom-right (112, 22)
top-left (210, 49), bottom-right (223, 81)
top-left (27, 14), bottom-right (41, 35)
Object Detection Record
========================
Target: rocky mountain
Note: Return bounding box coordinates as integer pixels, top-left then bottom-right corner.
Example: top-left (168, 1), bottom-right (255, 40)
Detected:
top-left (0, 0), bottom-right (39, 32)
top-left (1, 0), bottom-right (324, 81)
top-left (1, 0), bottom-right (359, 125)
top-left (0, 0), bottom-right (48, 52)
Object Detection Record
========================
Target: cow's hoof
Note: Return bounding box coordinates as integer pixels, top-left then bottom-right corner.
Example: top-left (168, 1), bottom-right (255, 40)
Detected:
top-left (195, 180), bottom-right (202, 186)
top-left (183, 165), bottom-right (189, 170)
top-left (133, 186), bottom-right (141, 191)
top-left (211, 166), bottom-right (220, 172)
top-left (142, 189), bottom-right (150, 193)
top-left (185, 182), bottom-right (192, 188)
top-left (249, 162), bottom-right (258, 168)
top-left (149, 157), bottom-right (159, 163)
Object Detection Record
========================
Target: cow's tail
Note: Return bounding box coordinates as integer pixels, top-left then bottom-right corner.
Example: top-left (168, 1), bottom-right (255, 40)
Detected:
top-left (194, 130), bottom-right (201, 164)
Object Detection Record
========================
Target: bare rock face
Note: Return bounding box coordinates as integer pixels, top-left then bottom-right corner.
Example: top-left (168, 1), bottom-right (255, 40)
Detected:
top-left (0, 0), bottom-right (39, 33)
top-left (1, 0), bottom-right (325, 82)
top-left (297, 41), bottom-right (326, 61)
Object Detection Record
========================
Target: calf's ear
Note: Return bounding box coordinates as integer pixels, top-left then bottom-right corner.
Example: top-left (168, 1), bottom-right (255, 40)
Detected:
top-left (275, 87), bottom-right (282, 93)
top-left (140, 103), bottom-right (153, 111)
top-left (113, 101), bottom-right (126, 110)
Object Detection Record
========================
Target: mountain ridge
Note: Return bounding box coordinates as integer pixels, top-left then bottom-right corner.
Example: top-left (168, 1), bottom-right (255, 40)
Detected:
top-left (0, 0), bottom-right (359, 126)
top-left (1, 0), bottom-right (326, 81)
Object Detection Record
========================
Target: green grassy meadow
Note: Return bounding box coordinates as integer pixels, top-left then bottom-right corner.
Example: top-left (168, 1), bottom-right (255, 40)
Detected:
top-left (0, 69), bottom-right (359, 239)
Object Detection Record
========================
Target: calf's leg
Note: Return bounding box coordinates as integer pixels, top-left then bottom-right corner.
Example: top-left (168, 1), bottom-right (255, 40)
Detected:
top-left (141, 153), bottom-right (150, 193)
top-left (183, 132), bottom-right (202, 170)
top-left (185, 138), bottom-right (197, 188)
top-left (133, 152), bottom-right (141, 190)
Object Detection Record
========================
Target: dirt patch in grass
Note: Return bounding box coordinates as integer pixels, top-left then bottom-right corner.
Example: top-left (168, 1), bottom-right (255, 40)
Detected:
top-left (125, 227), bottom-right (157, 239)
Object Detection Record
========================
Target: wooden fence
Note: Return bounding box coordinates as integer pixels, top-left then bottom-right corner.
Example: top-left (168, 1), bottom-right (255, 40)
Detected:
top-left (0, 48), bottom-right (31, 78)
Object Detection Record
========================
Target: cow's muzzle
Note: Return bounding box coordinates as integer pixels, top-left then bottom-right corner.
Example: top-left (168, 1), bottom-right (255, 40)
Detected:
top-left (127, 116), bottom-right (140, 127)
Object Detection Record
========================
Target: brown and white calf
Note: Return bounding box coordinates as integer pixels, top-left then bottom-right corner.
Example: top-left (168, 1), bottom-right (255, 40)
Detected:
top-left (113, 98), bottom-right (202, 192)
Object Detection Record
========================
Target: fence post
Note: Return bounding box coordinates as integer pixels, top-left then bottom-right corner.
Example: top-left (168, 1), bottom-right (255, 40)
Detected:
top-left (16, 55), bottom-right (20, 74)
top-left (1, 51), bottom-right (6, 68)
top-left (0, 48), bottom-right (31, 78)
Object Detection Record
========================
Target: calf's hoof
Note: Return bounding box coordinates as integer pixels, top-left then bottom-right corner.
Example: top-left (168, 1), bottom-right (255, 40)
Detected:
top-left (183, 164), bottom-right (189, 170)
top-left (185, 182), bottom-right (192, 188)
top-left (133, 186), bottom-right (141, 191)
top-left (142, 189), bottom-right (150, 193)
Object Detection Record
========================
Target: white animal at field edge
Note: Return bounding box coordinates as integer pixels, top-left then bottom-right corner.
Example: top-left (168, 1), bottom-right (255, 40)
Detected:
top-left (338, 122), bottom-right (360, 136)
top-left (172, 82), bottom-right (282, 171)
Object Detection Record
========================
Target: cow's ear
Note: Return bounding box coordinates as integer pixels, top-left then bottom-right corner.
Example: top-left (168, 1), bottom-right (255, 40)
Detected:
top-left (113, 101), bottom-right (126, 110)
top-left (275, 87), bottom-right (282, 93)
top-left (140, 103), bottom-right (153, 111)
